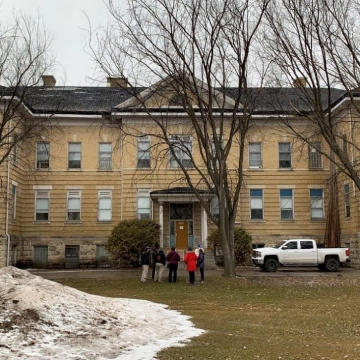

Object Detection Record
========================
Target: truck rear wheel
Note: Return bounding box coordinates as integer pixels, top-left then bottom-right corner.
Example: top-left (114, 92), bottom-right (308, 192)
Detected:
top-left (264, 258), bottom-right (278, 272)
top-left (325, 258), bottom-right (339, 272)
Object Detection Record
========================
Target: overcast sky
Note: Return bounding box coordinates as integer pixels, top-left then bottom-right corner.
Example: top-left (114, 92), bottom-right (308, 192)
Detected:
top-left (2, 0), bottom-right (115, 86)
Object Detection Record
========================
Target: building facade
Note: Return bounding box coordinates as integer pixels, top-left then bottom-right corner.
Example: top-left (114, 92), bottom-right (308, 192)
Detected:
top-left (1, 76), bottom-right (359, 269)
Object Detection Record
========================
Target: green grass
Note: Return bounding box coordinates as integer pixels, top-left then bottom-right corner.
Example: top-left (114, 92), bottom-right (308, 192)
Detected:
top-left (56, 275), bottom-right (360, 360)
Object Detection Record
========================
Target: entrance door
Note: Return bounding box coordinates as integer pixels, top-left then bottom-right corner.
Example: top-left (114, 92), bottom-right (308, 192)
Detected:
top-left (176, 221), bottom-right (188, 248)
top-left (33, 246), bottom-right (48, 269)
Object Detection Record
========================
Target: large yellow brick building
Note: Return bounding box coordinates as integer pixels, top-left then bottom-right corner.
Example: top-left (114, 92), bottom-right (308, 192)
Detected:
top-left (1, 76), bottom-right (359, 269)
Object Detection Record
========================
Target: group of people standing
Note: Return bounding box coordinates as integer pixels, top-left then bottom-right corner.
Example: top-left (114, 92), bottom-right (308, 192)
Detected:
top-left (140, 244), bottom-right (205, 285)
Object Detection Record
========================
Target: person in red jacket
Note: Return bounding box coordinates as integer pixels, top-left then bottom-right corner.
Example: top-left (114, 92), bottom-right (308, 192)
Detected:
top-left (184, 246), bottom-right (198, 285)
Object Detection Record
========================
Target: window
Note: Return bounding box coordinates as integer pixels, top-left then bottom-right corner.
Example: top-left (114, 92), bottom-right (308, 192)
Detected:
top-left (249, 143), bottom-right (262, 168)
top-left (278, 142), bottom-right (291, 168)
top-left (284, 241), bottom-right (297, 249)
top-left (68, 143), bottom-right (81, 169)
top-left (169, 94), bottom-right (183, 106)
top-left (12, 185), bottom-right (17, 221)
top-left (169, 135), bottom-right (193, 168)
top-left (137, 136), bottom-right (151, 168)
top-left (36, 143), bottom-right (50, 169)
top-left (35, 190), bottom-right (49, 221)
top-left (280, 189), bottom-right (293, 220)
top-left (67, 190), bottom-right (81, 221)
top-left (310, 189), bottom-right (324, 219)
top-left (99, 143), bottom-right (112, 170)
top-left (212, 196), bottom-right (220, 219)
top-left (250, 189), bottom-right (263, 220)
top-left (300, 240), bottom-right (314, 249)
top-left (308, 142), bottom-right (322, 169)
top-left (344, 184), bottom-right (350, 217)
top-left (137, 189), bottom-right (150, 219)
top-left (98, 190), bottom-right (112, 221)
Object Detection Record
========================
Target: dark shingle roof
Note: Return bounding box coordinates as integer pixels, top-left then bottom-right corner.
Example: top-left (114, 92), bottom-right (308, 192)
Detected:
top-left (1, 84), bottom-right (348, 116)
top-left (225, 87), bottom-right (347, 114)
top-left (21, 86), bottom-right (144, 115)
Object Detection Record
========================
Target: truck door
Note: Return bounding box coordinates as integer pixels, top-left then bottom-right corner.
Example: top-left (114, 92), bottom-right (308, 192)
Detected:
top-left (279, 240), bottom-right (299, 265)
top-left (299, 240), bottom-right (317, 265)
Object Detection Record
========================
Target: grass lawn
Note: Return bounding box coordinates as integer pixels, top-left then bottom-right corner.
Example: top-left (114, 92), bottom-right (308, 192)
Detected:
top-left (56, 274), bottom-right (360, 360)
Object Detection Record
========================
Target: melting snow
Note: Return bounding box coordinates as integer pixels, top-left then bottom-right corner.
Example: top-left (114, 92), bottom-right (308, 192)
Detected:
top-left (0, 267), bottom-right (204, 359)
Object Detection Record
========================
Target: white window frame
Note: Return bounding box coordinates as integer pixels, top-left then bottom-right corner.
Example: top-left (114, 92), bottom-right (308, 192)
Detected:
top-left (280, 188), bottom-right (294, 220)
top-left (169, 135), bottom-right (193, 168)
top-left (35, 189), bottom-right (49, 221)
top-left (98, 190), bottom-right (112, 221)
top-left (137, 189), bottom-right (151, 219)
top-left (250, 189), bottom-right (264, 220)
top-left (67, 190), bottom-right (81, 221)
top-left (279, 142), bottom-right (292, 169)
top-left (310, 188), bottom-right (324, 219)
top-left (36, 142), bottom-right (50, 169)
top-left (249, 142), bottom-right (262, 168)
top-left (308, 142), bottom-right (322, 169)
top-left (137, 136), bottom-right (151, 168)
top-left (68, 143), bottom-right (81, 169)
top-left (98, 143), bottom-right (112, 170)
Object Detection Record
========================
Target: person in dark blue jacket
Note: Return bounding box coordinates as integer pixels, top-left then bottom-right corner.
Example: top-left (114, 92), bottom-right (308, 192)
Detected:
top-left (196, 248), bottom-right (205, 283)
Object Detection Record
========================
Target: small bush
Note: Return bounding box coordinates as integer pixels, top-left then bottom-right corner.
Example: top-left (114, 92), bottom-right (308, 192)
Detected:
top-left (207, 227), bottom-right (252, 265)
top-left (107, 219), bottom-right (161, 268)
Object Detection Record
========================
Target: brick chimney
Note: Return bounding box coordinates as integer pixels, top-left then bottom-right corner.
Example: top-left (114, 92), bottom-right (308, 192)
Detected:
top-left (42, 75), bottom-right (56, 87)
top-left (293, 77), bottom-right (307, 88)
top-left (107, 77), bottom-right (128, 88)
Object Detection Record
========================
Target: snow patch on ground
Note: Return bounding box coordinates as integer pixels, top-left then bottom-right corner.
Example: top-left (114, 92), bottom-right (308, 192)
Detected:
top-left (0, 266), bottom-right (204, 359)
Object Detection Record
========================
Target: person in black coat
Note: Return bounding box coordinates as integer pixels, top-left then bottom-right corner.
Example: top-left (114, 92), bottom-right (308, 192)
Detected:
top-left (166, 247), bottom-right (181, 283)
top-left (151, 247), bottom-right (158, 280)
top-left (154, 248), bottom-right (166, 282)
top-left (140, 247), bottom-right (151, 282)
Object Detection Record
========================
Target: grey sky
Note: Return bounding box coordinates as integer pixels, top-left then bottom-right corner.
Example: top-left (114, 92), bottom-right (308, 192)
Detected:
top-left (2, 0), bottom-right (113, 86)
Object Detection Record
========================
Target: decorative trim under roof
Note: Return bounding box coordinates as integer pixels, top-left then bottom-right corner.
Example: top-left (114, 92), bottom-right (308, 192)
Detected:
top-left (150, 187), bottom-right (213, 202)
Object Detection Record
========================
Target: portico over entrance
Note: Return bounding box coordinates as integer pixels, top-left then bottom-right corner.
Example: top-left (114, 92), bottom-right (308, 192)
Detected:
top-left (150, 187), bottom-right (213, 250)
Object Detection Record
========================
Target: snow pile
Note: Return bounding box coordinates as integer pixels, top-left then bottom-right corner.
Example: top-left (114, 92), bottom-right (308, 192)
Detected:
top-left (0, 267), bottom-right (204, 359)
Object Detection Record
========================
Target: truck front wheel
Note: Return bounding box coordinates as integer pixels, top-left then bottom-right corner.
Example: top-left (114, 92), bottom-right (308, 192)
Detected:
top-left (325, 258), bottom-right (340, 272)
top-left (264, 258), bottom-right (278, 272)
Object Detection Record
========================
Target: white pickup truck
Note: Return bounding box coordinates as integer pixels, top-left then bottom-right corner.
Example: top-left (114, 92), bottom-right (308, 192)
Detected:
top-left (252, 239), bottom-right (350, 272)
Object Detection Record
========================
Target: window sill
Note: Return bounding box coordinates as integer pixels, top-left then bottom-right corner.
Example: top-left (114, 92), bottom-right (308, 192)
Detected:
top-left (308, 168), bottom-right (324, 171)
top-left (310, 218), bottom-right (325, 221)
top-left (33, 221), bottom-right (50, 225)
top-left (278, 168), bottom-right (293, 171)
top-left (249, 219), bottom-right (266, 222)
top-left (279, 219), bottom-right (296, 222)
top-left (35, 168), bottom-right (50, 171)
top-left (67, 168), bottom-right (82, 171)
top-left (248, 167), bottom-right (263, 171)
top-left (97, 221), bottom-right (114, 224)
top-left (64, 221), bottom-right (82, 224)
top-left (98, 169), bottom-right (113, 172)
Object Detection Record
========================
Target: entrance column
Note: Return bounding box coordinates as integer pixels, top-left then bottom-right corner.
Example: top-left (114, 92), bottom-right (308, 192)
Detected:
top-left (201, 204), bottom-right (208, 248)
top-left (159, 201), bottom-right (164, 248)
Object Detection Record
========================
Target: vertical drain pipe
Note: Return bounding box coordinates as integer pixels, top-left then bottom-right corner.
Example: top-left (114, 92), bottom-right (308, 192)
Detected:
top-left (5, 120), bottom-right (12, 266)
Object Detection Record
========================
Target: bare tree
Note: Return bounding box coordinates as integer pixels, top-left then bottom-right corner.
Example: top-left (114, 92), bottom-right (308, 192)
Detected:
top-left (263, 0), bottom-right (360, 191)
top-left (0, 11), bottom-right (55, 169)
top-left (88, 0), bottom-right (270, 277)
